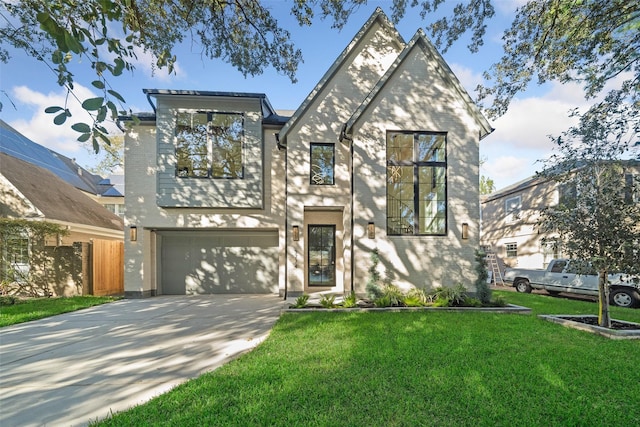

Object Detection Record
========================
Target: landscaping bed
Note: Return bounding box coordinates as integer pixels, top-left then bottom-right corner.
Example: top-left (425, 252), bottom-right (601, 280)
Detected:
top-left (540, 314), bottom-right (640, 339)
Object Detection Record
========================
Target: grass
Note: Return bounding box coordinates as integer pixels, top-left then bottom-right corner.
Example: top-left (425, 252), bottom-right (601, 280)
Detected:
top-left (95, 290), bottom-right (640, 426)
top-left (0, 295), bottom-right (119, 327)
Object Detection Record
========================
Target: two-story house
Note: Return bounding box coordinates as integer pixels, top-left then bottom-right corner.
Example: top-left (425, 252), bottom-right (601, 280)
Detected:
top-left (481, 161), bottom-right (640, 270)
top-left (122, 8), bottom-right (493, 298)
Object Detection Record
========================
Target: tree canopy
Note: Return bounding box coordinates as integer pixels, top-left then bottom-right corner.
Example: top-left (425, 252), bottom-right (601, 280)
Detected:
top-left (1, 0), bottom-right (638, 152)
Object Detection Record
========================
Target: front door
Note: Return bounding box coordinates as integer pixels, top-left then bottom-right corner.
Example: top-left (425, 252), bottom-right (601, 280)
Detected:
top-left (308, 224), bottom-right (335, 286)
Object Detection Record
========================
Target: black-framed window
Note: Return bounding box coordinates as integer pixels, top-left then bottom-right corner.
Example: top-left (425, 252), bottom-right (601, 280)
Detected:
top-left (310, 143), bottom-right (335, 185)
top-left (386, 131), bottom-right (447, 235)
top-left (176, 111), bottom-right (244, 179)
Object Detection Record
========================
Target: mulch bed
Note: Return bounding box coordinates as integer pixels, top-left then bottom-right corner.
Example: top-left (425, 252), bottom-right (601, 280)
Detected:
top-left (557, 316), bottom-right (640, 330)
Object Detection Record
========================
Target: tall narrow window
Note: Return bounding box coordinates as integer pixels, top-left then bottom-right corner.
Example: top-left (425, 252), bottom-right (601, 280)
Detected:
top-left (175, 111), bottom-right (244, 179)
top-left (310, 143), bottom-right (335, 185)
top-left (386, 131), bottom-right (447, 235)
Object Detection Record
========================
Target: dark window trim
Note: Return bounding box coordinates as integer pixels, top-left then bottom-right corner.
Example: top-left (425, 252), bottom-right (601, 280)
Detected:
top-left (386, 130), bottom-right (448, 236)
top-left (309, 142), bottom-right (336, 185)
top-left (174, 110), bottom-right (245, 180)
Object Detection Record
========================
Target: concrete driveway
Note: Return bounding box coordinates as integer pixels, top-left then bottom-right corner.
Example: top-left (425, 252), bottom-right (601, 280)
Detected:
top-left (0, 295), bottom-right (283, 427)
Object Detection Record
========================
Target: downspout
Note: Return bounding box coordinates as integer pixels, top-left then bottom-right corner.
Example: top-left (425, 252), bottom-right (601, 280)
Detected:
top-left (146, 92), bottom-right (157, 114)
top-left (276, 132), bottom-right (288, 299)
top-left (340, 123), bottom-right (355, 293)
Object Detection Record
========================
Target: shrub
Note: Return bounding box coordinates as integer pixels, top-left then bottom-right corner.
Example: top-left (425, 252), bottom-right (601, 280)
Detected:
top-left (402, 295), bottom-right (425, 307)
top-left (405, 288), bottom-right (428, 305)
top-left (0, 295), bottom-right (18, 306)
top-left (292, 294), bottom-right (309, 308)
top-left (320, 294), bottom-right (337, 309)
top-left (381, 284), bottom-right (404, 306)
top-left (463, 296), bottom-right (483, 307)
top-left (492, 294), bottom-right (507, 307)
top-left (474, 249), bottom-right (492, 304)
top-left (366, 249), bottom-right (383, 300)
top-left (374, 295), bottom-right (392, 307)
top-left (342, 291), bottom-right (357, 308)
top-left (434, 284), bottom-right (467, 307)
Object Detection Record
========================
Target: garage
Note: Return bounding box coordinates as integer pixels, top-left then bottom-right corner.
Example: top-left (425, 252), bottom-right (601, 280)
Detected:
top-left (159, 230), bottom-right (279, 295)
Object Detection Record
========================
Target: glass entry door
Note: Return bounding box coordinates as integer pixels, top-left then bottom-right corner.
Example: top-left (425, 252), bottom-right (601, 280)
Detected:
top-left (308, 225), bottom-right (335, 286)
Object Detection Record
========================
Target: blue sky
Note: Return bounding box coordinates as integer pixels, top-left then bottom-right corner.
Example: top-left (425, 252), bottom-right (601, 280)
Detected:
top-left (0, 0), bottom-right (594, 190)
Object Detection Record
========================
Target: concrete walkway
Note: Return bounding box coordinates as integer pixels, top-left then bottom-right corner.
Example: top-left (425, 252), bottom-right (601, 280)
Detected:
top-left (0, 295), bottom-right (283, 427)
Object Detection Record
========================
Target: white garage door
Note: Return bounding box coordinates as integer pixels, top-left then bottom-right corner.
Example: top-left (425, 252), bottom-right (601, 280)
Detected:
top-left (160, 230), bottom-right (279, 295)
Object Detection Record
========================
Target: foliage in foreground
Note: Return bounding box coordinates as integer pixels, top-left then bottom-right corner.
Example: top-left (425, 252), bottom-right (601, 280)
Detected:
top-left (0, 296), bottom-right (119, 327)
top-left (95, 291), bottom-right (640, 426)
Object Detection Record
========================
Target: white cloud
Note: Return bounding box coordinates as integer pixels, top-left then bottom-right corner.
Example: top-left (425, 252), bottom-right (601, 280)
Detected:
top-left (129, 48), bottom-right (185, 82)
top-left (9, 85), bottom-right (122, 167)
top-left (480, 80), bottom-right (588, 189)
top-left (494, 0), bottom-right (529, 14)
top-left (450, 63), bottom-right (484, 96)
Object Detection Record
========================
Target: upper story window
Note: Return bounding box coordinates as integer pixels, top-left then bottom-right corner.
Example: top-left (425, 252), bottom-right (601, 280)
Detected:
top-left (386, 131), bottom-right (447, 236)
top-left (505, 242), bottom-right (518, 258)
top-left (175, 111), bottom-right (244, 179)
top-left (310, 143), bottom-right (335, 185)
top-left (504, 195), bottom-right (521, 223)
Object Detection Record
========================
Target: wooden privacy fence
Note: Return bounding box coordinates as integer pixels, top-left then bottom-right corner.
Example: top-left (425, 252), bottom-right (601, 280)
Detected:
top-left (90, 239), bottom-right (124, 296)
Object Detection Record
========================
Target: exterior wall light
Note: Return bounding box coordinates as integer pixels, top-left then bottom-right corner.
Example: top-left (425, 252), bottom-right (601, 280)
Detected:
top-left (292, 225), bottom-right (300, 241)
top-left (367, 222), bottom-right (375, 239)
top-left (461, 223), bottom-right (469, 240)
top-left (129, 226), bottom-right (138, 242)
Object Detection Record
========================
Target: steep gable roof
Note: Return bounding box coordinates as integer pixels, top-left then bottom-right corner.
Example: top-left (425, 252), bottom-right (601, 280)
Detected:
top-left (0, 152), bottom-right (123, 231)
top-left (344, 30), bottom-right (493, 139)
top-left (278, 7), bottom-right (405, 145)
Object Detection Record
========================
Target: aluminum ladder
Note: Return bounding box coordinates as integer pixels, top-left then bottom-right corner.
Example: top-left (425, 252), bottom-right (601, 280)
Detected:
top-left (483, 247), bottom-right (505, 286)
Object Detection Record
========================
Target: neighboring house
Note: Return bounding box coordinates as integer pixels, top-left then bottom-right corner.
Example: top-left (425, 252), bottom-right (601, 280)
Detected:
top-left (122, 8), bottom-right (493, 298)
top-left (1, 152), bottom-right (124, 295)
top-left (0, 119), bottom-right (125, 212)
top-left (481, 161), bottom-right (640, 270)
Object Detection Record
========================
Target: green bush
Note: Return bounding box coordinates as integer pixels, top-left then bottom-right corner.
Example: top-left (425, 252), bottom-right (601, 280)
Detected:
top-left (374, 295), bottom-right (392, 307)
top-left (381, 284), bottom-right (404, 306)
top-left (434, 284), bottom-right (467, 307)
top-left (342, 291), bottom-right (357, 308)
top-left (474, 249), bottom-right (492, 304)
top-left (366, 249), bottom-right (383, 300)
top-left (463, 296), bottom-right (483, 307)
top-left (0, 295), bottom-right (18, 306)
top-left (292, 294), bottom-right (309, 308)
top-left (320, 294), bottom-right (337, 309)
top-left (492, 294), bottom-right (507, 307)
top-left (402, 295), bottom-right (425, 307)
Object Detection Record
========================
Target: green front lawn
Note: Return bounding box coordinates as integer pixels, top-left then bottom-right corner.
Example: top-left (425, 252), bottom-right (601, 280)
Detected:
top-left (96, 291), bottom-right (640, 426)
top-left (0, 295), bottom-right (119, 327)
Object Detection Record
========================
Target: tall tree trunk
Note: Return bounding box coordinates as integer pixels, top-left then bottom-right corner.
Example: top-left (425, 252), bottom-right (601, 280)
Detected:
top-left (598, 270), bottom-right (611, 328)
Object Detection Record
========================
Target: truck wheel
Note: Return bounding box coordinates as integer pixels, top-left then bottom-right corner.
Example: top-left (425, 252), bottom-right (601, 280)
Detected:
top-left (610, 289), bottom-right (639, 308)
top-left (514, 279), bottom-right (532, 293)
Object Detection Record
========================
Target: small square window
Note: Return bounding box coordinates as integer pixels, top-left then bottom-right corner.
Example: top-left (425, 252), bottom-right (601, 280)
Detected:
top-left (310, 143), bottom-right (335, 185)
top-left (505, 242), bottom-right (517, 258)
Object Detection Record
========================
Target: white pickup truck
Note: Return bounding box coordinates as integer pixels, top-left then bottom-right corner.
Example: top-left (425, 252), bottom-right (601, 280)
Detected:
top-left (503, 259), bottom-right (640, 308)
